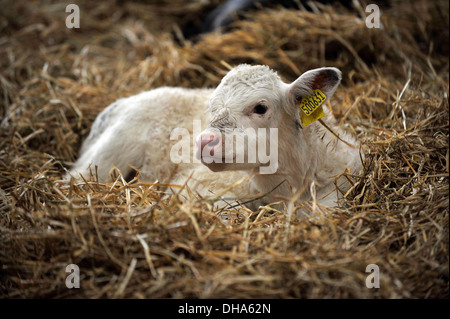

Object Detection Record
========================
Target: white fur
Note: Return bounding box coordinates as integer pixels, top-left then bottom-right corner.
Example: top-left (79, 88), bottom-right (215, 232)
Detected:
top-left (70, 65), bottom-right (363, 211)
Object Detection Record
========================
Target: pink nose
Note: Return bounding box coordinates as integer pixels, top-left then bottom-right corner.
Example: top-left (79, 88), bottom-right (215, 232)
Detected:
top-left (195, 133), bottom-right (222, 160)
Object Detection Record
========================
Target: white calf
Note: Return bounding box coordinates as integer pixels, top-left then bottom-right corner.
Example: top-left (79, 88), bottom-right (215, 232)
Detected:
top-left (70, 65), bottom-right (363, 210)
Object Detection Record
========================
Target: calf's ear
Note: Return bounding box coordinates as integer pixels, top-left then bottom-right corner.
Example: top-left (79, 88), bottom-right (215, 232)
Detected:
top-left (288, 67), bottom-right (342, 104)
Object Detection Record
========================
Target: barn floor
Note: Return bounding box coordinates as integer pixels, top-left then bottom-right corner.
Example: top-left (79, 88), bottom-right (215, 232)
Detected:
top-left (0, 0), bottom-right (448, 298)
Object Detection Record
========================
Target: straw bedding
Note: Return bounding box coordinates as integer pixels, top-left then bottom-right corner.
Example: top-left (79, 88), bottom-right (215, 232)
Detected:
top-left (0, 0), bottom-right (448, 298)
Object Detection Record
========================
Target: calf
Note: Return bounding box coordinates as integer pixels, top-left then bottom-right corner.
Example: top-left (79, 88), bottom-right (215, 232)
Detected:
top-left (69, 65), bottom-right (363, 210)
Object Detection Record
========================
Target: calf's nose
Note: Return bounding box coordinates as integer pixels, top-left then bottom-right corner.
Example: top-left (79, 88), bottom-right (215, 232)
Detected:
top-left (195, 132), bottom-right (222, 160)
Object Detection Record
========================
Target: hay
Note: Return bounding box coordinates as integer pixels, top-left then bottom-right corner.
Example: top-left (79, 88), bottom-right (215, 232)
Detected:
top-left (0, 0), bottom-right (448, 298)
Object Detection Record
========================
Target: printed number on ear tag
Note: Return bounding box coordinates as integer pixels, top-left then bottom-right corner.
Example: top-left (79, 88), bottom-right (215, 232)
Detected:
top-left (299, 89), bottom-right (327, 126)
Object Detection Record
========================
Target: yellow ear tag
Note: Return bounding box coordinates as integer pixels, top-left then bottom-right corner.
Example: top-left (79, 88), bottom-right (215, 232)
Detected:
top-left (299, 89), bottom-right (327, 126)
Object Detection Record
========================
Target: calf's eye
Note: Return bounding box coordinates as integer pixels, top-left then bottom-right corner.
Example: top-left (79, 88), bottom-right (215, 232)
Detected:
top-left (253, 104), bottom-right (268, 115)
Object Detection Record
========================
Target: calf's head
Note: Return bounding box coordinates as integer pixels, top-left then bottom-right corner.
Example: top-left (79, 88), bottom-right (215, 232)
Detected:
top-left (195, 64), bottom-right (342, 173)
